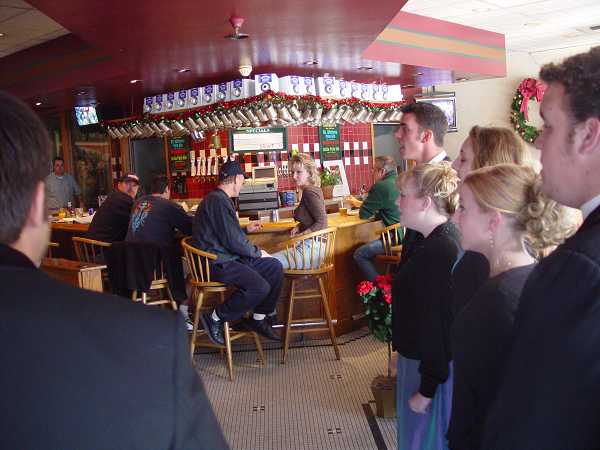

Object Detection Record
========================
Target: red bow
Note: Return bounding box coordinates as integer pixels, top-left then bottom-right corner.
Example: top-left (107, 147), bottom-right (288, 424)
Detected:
top-left (518, 78), bottom-right (546, 121)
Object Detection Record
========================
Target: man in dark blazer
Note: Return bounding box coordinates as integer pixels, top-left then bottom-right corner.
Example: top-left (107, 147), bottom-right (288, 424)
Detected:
top-left (0, 91), bottom-right (229, 449)
top-left (483, 47), bottom-right (600, 450)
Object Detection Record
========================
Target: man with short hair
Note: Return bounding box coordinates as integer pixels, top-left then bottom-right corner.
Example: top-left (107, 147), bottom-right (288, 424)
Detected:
top-left (348, 155), bottom-right (401, 281)
top-left (0, 91), bottom-right (228, 449)
top-left (86, 172), bottom-right (139, 243)
top-left (45, 156), bottom-right (84, 211)
top-left (193, 160), bottom-right (283, 345)
top-left (483, 47), bottom-right (600, 450)
top-left (395, 102), bottom-right (451, 263)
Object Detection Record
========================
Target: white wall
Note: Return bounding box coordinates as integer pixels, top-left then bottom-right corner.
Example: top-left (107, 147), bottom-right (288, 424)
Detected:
top-left (436, 44), bottom-right (597, 161)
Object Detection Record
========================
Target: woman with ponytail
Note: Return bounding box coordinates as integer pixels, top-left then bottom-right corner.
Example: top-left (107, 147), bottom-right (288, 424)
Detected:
top-left (447, 164), bottom-right (574, 450)
top-left (392, 162), bottom-right (461, 450)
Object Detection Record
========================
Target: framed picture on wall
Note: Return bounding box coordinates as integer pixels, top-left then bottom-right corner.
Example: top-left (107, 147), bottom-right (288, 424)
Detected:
top-left (322, 160), bottom-right (350, 197)
top-left (416, 93), bottom-right (458, 132)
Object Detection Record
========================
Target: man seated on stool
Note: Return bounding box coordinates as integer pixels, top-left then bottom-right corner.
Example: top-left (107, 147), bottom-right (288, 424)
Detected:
top-left (86, 172), bottom-right (140, 243)
top-left (347, 155), bottom-right (401, 281)
top-left (192, 160), bottom-right (283, 345)
top-left (126, 175), bottom-right (192, 315)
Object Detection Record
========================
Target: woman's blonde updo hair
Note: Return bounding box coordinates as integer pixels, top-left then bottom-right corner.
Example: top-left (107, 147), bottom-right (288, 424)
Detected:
top-left (469, 126), bottom-right (526, 170)
top-left (290, 153), bottom-right (320, 187)
top-left (464, 164), bottom-right (575, 259)
top-left (398, 162), bottom-right (459, 217)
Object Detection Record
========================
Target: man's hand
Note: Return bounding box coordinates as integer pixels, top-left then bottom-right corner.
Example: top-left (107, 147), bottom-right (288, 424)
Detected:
top-left (260, 249), bottom-right (271, 258)
top-left (346, 195), bottom-right (362, 208)
top-left (409, 392), bottom-right (432, 414)
top-left (247, 221), bottom-right (262, 233)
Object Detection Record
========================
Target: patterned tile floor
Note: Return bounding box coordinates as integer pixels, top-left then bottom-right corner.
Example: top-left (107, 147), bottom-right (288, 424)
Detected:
top-left (196, 328), bottom-right (397, 450)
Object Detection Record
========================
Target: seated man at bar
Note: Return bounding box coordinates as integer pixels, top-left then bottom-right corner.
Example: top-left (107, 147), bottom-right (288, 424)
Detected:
top-left (86, 172), bottom-right (140, 243)
top-left (45, 156), bottom-right (84, 212)
top-left (348, 155), bottom-right (401, 281)
top-left (193, 160), bottom-right (283, 345)
top-left (0, 91), bottom-right (228, 449)
top-left (126, 175), bottom-right (192, 304)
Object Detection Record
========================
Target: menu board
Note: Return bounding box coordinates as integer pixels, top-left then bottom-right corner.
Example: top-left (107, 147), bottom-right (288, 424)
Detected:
top-left (319, 125), bottom-right (341, 161)
top-left (230, 127), bottom-right (287, 152)
top-left (168, 136), bottom-right (191, 173)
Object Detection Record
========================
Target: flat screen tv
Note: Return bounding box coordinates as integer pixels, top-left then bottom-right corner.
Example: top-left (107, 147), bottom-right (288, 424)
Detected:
top-left (74, 106), bottom-right (99, 126)
top-left (415, 94), bottom-right (457, 132)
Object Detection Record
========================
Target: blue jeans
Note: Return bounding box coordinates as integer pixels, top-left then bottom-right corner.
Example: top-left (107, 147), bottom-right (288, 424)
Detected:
top-left (353, 239), bottom-right (385, 281)
top-left (272, 240), bottom-right (325, 270)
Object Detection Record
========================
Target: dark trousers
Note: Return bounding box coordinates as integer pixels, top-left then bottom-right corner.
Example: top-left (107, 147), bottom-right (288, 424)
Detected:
top-left (210, 257), bottom-right (283, 322)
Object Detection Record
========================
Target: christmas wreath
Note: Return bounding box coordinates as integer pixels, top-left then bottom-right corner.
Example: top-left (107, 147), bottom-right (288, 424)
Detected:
top-left (510, 78), bottom-right (545, 143)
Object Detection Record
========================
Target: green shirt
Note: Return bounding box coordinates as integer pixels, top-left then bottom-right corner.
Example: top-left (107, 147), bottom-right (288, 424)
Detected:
top-left (359, 171), bottom-right (400, 227)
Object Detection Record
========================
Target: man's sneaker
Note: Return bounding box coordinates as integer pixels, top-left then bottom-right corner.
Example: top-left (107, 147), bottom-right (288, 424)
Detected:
top-left (245, 318), bottom-right (281, 341)
top-left (199, 313), bottom-right (225, 346)
top-left (185, 317), bottom-right (194, 332)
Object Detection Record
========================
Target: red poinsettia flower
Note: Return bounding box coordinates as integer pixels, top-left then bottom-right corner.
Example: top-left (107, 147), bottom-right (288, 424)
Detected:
top-left (357, 280), bottom-right (375, 296)
top-left (383, 292), bottom-right (392, 304)
top-left (375, 274), bottom-right (393, 289)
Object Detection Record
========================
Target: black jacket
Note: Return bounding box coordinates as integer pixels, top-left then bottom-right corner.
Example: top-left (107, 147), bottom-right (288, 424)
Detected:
top-left (483, 205), bottom-right (600, 450)
top-left (0, 244), bottom-right (228, 450)
top-left (192, 188), bottom-right (260, 263)
top-left (87, 190), bottom-right (134, 242)
top-left (451, 250), bottom-right (490, 316)
top-left (392, 220), bottom-right (461, 398)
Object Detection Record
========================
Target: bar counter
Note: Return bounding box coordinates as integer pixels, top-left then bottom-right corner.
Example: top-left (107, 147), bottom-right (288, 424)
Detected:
top-left (50, 211), bottom-right (383, 335)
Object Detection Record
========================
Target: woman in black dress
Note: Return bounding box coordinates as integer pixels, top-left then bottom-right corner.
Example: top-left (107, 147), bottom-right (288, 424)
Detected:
top-left (448, 164), bottom-right (574, 450)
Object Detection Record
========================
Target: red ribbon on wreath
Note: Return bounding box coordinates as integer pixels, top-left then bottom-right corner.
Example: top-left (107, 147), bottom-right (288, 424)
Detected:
top-left (518, 78), bottom-right (545, 121)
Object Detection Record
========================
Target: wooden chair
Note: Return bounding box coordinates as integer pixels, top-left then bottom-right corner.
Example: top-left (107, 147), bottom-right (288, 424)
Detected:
top-left (281, 227), bottom-right (340, 363)
top-left (47, 242), bottom-right (59, 258)
top-left (130, 258), bottom-right (178, 311)
top-left (72, 236), bottom-right (112, 289)
top-left (181, 237), bottom-right (265, 380)
top-left (375, 223), bottom-right (404, 274)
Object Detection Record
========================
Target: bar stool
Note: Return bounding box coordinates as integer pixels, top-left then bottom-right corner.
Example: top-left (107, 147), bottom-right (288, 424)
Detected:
top-left (375, 223), bottom-right (404, 274)
top-left (181, 237), bottom-right (265, 380)
top-left (47, 242), bottom-right (59, 258)
top-left (281, 227), bottom-right (340, 363)
top-left (130, 258), bottom-right (178, 310)
top-left (72, 236), bottom-right (112, 289)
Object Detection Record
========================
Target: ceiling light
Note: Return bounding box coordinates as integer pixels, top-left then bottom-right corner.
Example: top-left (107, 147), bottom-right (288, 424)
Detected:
top-left (402, 84), bottom-right (415, 88)
top-left (225, 14), bottom-right (249, 40)
top-left (130, 79), bottom-right (141, 84)
top-left (239, 64), bottom-right (253, 77)
top-left (35, 102), bottom-right (42, 106)
top-left (357, 66), bottom-right (373, 71)
top-left (304, 60), bottom-right (319, 66)
top-left (175, 68), bottom-right (191, 73)
top-left (456, 77), bottom-right (469, 82)
top-left (0, 32), bottom-right (5, 38)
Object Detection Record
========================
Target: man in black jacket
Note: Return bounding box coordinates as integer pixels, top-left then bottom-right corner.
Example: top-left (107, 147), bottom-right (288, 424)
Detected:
top-left (0, 91), bottom-right (228, 450)
top-left (483, 47), bottom-right (600, 450)
top-left (193, 160), bottom-right (283, 345)
top-left (86, 172), bottom-right (139, 242)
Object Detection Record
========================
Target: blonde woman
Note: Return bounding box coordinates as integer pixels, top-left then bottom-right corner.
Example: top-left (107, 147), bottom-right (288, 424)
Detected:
top-left (272, 153), bottom-right (327, 269)
top-left (392, 162), bottom-right (460, 450)
top-left (449, 164), bottom-right (574, 450)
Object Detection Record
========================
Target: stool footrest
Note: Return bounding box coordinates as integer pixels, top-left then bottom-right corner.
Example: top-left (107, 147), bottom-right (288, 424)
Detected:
top-left (287, 327), bottom-right (330, 334)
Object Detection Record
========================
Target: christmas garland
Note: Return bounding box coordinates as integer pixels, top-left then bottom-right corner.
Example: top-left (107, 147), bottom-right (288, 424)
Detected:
top-left (510, 78), bottom-right (545, 143)
top-left (101, 91), bottom-right (405, 140)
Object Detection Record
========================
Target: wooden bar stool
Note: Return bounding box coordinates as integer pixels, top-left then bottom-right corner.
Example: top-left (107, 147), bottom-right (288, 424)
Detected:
top-left (375, 223), bottom-right (404, 274)
top-left (72, 236), bottom-right (112, 289)
top-left (130, 259), bottom-right (178, 311)
top-left (47, 242), bottom-right (59, 258)
top-left (281, 227), bottom-right (340, 363)
top-left (181, 237), bottom-right (265, 380)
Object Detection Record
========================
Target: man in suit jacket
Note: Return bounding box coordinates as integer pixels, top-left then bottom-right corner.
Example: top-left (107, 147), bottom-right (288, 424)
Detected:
top-left (483, 47), bottom-right (600, 450)
top-left (0, 91), bottom-right (229, 449)
top-left (394, 102), bottom-right (451, 264)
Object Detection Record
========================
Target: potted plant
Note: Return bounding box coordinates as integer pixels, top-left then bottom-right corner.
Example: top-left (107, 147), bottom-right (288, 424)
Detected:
top-left (357, 274), bottom-right (396, 418)
top-left (319, 167), bottom-right (341, 199)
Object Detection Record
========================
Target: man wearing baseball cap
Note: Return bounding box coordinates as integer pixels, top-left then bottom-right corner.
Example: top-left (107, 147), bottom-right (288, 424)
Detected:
top-left (192, 160), bottom-right (283, 345)
top-left (87, 172), bottom-right (140, 243)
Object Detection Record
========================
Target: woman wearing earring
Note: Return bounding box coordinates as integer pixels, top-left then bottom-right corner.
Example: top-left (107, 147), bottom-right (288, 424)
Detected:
top-left (450, 126), bottom-right (528, 315)
top-left (272, 153), bottom-right (327, 269)
top-left (392, 162), bottom-right (461, 450)
top-left (448, 164), bottom-right (574, 450)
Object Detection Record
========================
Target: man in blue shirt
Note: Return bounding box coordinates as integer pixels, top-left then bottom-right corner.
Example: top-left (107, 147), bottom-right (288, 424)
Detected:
top-left (45, 156), bottom-right (83, 211)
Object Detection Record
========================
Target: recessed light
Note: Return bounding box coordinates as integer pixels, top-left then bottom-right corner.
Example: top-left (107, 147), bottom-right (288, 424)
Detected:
top-left (357, 66), bottom-right (374, 71)
top-left (0, 32), bottom-right (5, 38)
top-left (304, 60), bottom-right (319, 66)
top-left (402, 84), bottom-right (415, 88)
top-left (456, 77), bottom-right (469, 82)
top-left (130, 79), bottom-right (141, 84)
top-left (175, 68), bottom-right (191, 73)
top-left (35, 102), bottom-right (42, 106)
top-left (415, 72), bottom-right (424, 76)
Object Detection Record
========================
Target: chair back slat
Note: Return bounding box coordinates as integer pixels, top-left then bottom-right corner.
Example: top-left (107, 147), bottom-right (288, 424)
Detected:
top-left (72, 237), bottom-right (111, 263)
top-left (47, 242), bottom-right (59, 258)
top-left (380, 223), bottom-right (404, 257)
top-left (282, 227), bottom-right (337, 273)
top-left (181, 237), bottom-right (218, 284)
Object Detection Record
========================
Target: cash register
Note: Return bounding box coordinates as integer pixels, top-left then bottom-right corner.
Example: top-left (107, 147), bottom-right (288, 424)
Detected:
top-left (238, 166), bottom-right (279, 214)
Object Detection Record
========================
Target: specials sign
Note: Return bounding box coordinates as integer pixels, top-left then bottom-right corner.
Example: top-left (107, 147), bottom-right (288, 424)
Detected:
top-left (319, 125), bottom-right (341, 161)
top-left (168, 136), bottom-right (191, 173)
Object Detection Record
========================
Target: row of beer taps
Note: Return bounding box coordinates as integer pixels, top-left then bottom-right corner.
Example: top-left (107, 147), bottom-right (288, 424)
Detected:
top-left (187, 150), bottom-right (293, 181)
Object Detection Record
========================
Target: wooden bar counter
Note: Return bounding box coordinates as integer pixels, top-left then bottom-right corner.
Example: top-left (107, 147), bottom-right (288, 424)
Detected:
top-left (51, 212), bottom-right (382, 335)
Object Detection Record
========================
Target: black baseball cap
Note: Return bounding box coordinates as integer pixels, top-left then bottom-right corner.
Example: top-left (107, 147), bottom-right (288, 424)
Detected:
top-left (219, 160), bottom-right (246, 181)
top-left (119, 173), bottom-right (140, 184)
